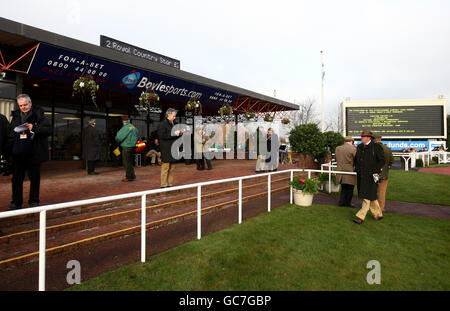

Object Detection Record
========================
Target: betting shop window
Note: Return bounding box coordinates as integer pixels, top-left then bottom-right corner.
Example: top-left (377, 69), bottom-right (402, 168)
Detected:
top-left (53, 107), bottom-right (82, 161)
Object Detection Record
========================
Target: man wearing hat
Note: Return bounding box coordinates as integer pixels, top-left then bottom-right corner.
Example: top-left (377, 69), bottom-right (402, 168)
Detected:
top-left (335, 136), bottom-right (357, 207)
top-left (82, 118), bottom-right (102, 175)
top-left (353, 130), bottom-right (385, 224)
top-left (115, 116), bottom-right (138, 182)
top-left (374, 134), bottom-right (394, 212)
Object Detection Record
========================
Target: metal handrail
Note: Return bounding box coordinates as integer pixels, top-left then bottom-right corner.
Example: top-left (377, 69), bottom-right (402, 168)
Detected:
top-left (0, 167), bottom-right (357, 291)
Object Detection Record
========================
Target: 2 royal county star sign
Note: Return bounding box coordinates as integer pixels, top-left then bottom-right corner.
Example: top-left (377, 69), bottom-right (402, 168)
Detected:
top-left (26, 43), bottom-right (237, 107)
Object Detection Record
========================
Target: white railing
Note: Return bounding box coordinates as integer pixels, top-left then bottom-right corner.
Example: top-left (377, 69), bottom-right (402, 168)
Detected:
top-left (0, 167), bottom-right (356, 291)
top-left (393, 151), bottom-right (450, 170)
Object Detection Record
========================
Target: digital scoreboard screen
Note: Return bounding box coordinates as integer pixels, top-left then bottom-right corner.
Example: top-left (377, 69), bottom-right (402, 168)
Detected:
top-left (345, 105), bottom-right (444, 137)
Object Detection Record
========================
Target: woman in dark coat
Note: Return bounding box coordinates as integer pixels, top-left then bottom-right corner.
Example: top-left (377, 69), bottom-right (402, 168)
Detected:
top-left (82, 119), bottom-right (102, 175)
top-left (353, 130), bottom-right (385, 224)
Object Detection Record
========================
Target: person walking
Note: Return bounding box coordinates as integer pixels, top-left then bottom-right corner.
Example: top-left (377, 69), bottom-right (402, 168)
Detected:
top-left (115, 116), bottom-right (138, 182)
top-left (353, 130), bottom-right (385, 224)
top-left (335, 136), bottom-right (357, 207)
top-left (374, 134), bottom-right (394, 212)
top-left (82, 118), bottom-right (102, 175)
top-left (158, 108), bottom-right (184, 188)
top-left (7, 94), bottom-right (51, 210)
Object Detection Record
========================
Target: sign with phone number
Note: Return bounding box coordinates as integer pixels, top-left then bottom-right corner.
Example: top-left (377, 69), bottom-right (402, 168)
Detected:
top-left (27, 43), bottom-right (237, 107)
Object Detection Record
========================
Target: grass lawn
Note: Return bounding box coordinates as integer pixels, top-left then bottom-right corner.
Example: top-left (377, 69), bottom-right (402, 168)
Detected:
top-left (324, 170), bottom-right (450, 206)
top-left (385, 170), bottom-right (450, 206)
top-left (68, 203), bottom-right (450, 291)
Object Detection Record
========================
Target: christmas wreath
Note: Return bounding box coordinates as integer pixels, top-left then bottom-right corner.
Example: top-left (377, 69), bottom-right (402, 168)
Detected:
top-left (282, 118), bottom-right (290, 124)
top-left (264, 114), bottom-right (274, 122)
top-left (244, 110), bottom-right (255, 120)
top-left (218, 103), bottom-right (233, 117)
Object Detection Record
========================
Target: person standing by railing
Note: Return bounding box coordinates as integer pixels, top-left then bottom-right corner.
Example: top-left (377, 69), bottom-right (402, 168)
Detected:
top-left (353, 130), bottom-right (385, 224)
top-left (335, 136), bottom-right (357, 207)
top-left (0, 112), bottom-right (9, 236)
top-left (7, 94), bottom-right (52, 210)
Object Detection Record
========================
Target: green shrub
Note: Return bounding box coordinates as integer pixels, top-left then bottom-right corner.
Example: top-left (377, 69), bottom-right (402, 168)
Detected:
top-left (416, 159), bottom-right (424, 167)
top-left (317, 172), bottom-right (337, 184)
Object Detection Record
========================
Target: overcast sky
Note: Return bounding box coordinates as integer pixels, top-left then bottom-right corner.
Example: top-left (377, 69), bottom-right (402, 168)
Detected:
top-left (1, 0), bottom-right (449, 119)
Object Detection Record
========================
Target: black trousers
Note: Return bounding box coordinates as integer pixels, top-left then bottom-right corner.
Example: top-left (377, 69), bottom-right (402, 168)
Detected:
top-left (11, 155), bottom-right (41, 206)
top-left (338, 184), bottom-right (355, 207)
top-left (121, 147), bottom-right (136, 180)
top-left (87, 160), bottom-right (96, 173)
top-left (196, 153), bottom-right (212, 170)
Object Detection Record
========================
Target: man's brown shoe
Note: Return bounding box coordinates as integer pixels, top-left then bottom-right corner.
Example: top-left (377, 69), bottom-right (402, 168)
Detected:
top-left (374, 216), bottom-right (384, 221)
top-left (353, 218), bottom-right (364, 224)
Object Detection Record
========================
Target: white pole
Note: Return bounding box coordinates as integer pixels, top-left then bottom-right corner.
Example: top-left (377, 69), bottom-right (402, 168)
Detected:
top-left (197, 185), bottom-right (201, 239)
top-left (39, 210), bottom-right (46, 291)
top-left (141, 194), bottom-right (146, 263)
top-left (321, 50), bottom-right (325, 133)
top-left (238, 179), bottom-right (242, 224)
top-left (328, 163), bottom-right (332, 194)
top-left (290, 170), bottom-right (293, 204)
top-left (268, 174), bottom-right (271, 212)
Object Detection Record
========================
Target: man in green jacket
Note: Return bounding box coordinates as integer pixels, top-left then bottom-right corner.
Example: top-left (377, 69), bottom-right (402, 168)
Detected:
top-left (115, 116), bottom-right (138, 182)
top-left (374, 134), bottom-right (394, 211)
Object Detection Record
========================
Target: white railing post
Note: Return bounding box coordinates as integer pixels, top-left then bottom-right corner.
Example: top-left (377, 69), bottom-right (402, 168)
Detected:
top-left (308, 170), bottom-right (311, 179)
top-left (290, 170), bottom-right (293, 204)
top-left (141, 194), bottom-right (146, 263)
top-left (38, 210), bottom-right (46, 291)
top-left (238, 179), bottom-right (242, 224)
top-left (197, 185), bottom-right (201, 240)
top-left (267, 174), bottom-right (271, 212)
top-left (328, 163), bottom-right (332, 193)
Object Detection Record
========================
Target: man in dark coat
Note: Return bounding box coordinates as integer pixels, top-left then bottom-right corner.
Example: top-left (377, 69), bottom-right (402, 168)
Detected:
top-left (8, 94), bottom-right (51, 210)
top-left (353, 130), bottom-right (385, 224)
top-left (82, 118), bottom-right (102, 175)
top-left (0, 113), bottom-right (9, 235)
top-left (265, 128), bottom-right (279, 171)
top-left (158, 108), bottom-right (184, 187)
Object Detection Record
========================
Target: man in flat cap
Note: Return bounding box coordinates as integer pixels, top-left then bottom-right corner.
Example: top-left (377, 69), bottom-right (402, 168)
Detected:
top-left (374, 134), bottom-right (394, 212)
top-left (353, 130), bottom-right (385, 224)
top-left (335, 136), bottom-right (357, 207)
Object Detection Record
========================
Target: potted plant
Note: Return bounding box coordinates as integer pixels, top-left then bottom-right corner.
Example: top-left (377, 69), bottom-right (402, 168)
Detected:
top-left (288, 176), bottom-right (320, 206)
top-left (218, 103), bottom-right (233, 117)
top-left (244, 109), bottom-right (255, 120)
top-left (186, 97), bottom-right (202, 115)
top-left (318, 172), bottom-right (340, 193)
top-left (72, 75), bottom-right (99, 107)
top-left (139, 88), bottom-right (160, 110)
top-left (264, 114), bottom-right (274, 122)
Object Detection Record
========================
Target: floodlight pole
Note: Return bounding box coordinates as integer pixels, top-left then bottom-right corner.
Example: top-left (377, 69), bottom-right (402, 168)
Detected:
top-left (321, 50), bottom-right (325, 133)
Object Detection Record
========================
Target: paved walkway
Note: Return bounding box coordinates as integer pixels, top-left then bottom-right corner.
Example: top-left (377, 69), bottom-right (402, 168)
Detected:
top-left (418, 166), bottom-right (450, 176)
top-left (0, 160), bottom-right (449, 219)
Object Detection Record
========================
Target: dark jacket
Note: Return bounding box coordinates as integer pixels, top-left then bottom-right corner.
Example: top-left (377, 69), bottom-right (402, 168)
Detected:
top-left (355, 140), bottom-right (385, 200)
top-left (8, 105), bottom-right (51, 163)
top-left (149, 141), bottom-right (161, 153)
top-left (82, 125), bottom-right (102, 161)
top-left (0, 113), bottom-right (8, 156)
top-left (158, 118), bottom-right (180, 163)
top-left (265, 133), bottom-right (280, 163)
top-left (378, 143), bottom-right (394, 180)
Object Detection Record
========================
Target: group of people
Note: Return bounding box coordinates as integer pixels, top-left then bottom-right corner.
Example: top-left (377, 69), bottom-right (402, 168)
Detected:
top-left (335, 130), bottom-right (394, 224)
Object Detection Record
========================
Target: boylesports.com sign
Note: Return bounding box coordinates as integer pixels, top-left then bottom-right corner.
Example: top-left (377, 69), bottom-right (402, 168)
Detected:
top-left (27, 43), bottom-right (237, 107)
